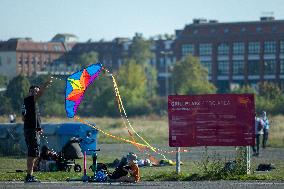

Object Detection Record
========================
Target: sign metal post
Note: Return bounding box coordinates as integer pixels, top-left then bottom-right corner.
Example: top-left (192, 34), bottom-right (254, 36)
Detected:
top-left (176, 147), bottom-right (180, 174)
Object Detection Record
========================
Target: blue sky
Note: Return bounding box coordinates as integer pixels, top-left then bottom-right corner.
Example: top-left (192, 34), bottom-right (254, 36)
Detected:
top-left (1, 0), bottom-right (284, 42)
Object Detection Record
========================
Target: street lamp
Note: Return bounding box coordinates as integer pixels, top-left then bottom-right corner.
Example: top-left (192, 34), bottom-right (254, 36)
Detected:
top-left (160, 51), bottom-right (173, 97)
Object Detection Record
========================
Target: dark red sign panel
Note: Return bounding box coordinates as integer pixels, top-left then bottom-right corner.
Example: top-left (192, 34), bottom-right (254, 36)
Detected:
top-left (169, 94), bottom-right (255, 147)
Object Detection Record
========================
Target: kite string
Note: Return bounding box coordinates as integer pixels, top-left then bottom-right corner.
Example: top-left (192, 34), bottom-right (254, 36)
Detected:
top-left (74, 116), bottom-right (187, 155)
top-left (103, 68), bottom-right (161, 155)
top-left (103, 69), bottom-right (190, 155)
top-left (111, 75), bottom-right (163, 159)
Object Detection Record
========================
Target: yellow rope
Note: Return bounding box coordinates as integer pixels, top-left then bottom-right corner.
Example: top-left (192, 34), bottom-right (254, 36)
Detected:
top-left (105, 68), bottom-right (158, 152)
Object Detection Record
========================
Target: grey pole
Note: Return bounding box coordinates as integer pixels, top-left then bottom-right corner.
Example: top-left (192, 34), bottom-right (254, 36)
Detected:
top-left (165, 58), bottom-right (169, 98)
top-left (176, 147), bottom-right (180, 173)
top-left (160, 51), bottom-right (172, 97)
top-left (247, 146), bottom-right (251, 174)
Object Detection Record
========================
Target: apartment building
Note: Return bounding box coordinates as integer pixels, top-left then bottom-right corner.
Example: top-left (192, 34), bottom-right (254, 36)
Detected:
top-left (173, 17), bottom-right (284, 92)
top-left (0, 37), bottom-right (74, 79)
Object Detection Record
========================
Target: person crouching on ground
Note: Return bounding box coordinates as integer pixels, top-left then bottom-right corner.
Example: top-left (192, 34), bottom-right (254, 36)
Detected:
top-left (22, 79), bottom-right (52, 182)
top-left (108, 156), bottom-right (129, 181)
top-left (117, 153), bottom-right (140, 183)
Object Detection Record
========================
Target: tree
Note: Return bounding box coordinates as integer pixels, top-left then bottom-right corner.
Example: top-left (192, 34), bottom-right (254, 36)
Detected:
top-left (0, 94), bottom-right (12, 115)
top-left (77, 51), bottom-right (98, 67)
top-left (257, 82), bottom-right (284, 115)
top-left (116, 60), bottom-right (150, 115)
top-left (128, 33), bottom-right (157, 97)
top-left (129, 33), bottom-right (153, 65)
top-left (6, 75), bottom-right (30, 112)
top-left (172, 55), bottom-right (216, 95)
top-left (230, 85), bottom-right (256, 94)
top-left (78, 74), bottom-right (115, 117)
top-left (28, 74), bottom-right (66, 116)
top-left (258, 81), bottom-right (282, 101)
top-left (0, 75), bottom-right (7, 87)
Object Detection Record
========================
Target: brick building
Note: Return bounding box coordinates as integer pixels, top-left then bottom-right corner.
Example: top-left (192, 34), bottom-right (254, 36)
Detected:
top-left (0, 37), bottom-right (74, 79)
top-left (173, 17), bottom-right (284, 92)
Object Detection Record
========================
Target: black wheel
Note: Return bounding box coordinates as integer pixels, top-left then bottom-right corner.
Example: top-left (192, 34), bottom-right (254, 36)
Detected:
top-left (74, 164), bottom-right (82, 172)
top-left (67, 165), bottom-right (72, 172)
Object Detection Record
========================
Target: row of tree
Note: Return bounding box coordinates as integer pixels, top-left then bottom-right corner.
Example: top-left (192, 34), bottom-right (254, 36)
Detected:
top-left (0, 34), bottom-right (283, 117)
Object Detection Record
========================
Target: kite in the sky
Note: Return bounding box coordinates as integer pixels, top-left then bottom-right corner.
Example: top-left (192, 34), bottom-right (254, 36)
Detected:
top-left (65, 63), bottom-right (102, 118)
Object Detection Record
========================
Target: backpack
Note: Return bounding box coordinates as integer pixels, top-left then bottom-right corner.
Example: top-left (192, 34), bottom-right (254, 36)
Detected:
top-left (96, 170), bottom-right (108, 182)
top-left (257, 121), bottom-right (263, 131)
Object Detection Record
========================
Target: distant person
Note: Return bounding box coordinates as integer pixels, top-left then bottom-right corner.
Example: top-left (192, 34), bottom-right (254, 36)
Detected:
top-left (261, 111), bottom-right (270, 148)
top-left (252, 117), bottom-right (264, 156)
top-left (9, 113), bottom-right (16, 123)
top-left (21, 79), bottom-right (52, 182)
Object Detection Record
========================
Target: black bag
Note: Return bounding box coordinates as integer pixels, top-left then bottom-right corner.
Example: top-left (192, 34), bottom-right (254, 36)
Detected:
top-left (256, 164), bottom-right (275, 171)
top-left (62, 137), bottom-right (83, 159)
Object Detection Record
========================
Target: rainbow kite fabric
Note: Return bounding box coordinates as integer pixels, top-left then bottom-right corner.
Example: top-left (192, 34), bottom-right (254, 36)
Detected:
top-left (65, 63), bottom-right (102, 118)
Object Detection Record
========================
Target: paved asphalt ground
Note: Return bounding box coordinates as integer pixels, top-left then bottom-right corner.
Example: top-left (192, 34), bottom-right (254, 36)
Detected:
top-left (1, 181), bottom-right (284, 189)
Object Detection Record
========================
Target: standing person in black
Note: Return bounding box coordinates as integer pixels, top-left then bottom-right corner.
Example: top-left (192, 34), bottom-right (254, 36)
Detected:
top-left (22, 80), bottom-right (52, 182)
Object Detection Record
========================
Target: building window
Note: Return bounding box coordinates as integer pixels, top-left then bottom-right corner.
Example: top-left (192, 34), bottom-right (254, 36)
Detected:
top-left (200, 60), bottom-right (212, 75)
top-left (224, 28), bottom-right (229, 33)
top-left (18, 60), bottom-right (23, 73)
top-left (182, 44), bottom-right (194, 56)
top-left (0, 57), bottom-right (2, 66)
top-left (264, 59), bottom-right (276, 75)
top-left (233, 42), bottom-right (244, 55)
top-left (217, 43), bottom-right (229, 55)
top-left (218, 60), bottom-right (229, 75)
top-left (53, 45), bottom-right (61, 51)
top-left (280, 41), bottom-right (284, 53)
top-left (248, 42), bottom-right (260, 54)
top-left (241, 27), bottom-right (246, 32)
top-left (280, 59), bottom-right (284, 74)
top-left (248, 60), bottom-right (260, 75)
top-left (199, 43), bottom-right (212, 56)
top-left (233, 60), bottom-right (244, 75)
top-left (264, 41), bottom-right (276, 54)
top-left (256, 27), bottom-right (262, 32)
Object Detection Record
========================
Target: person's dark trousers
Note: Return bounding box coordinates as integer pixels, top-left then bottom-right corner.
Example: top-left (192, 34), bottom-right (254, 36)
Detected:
top-left (263, 129), bottom-right (269, 148)
top-left (252, 134), bottom-right (260, 155)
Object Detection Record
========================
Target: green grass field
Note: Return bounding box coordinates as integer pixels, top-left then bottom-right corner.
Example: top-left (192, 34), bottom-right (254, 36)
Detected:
top-left (0, 155), bottom-right (284, 181)
top-left (0, 115), bottom-right (283, 181)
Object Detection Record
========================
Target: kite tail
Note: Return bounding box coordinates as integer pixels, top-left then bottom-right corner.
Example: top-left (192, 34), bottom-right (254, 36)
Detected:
top-left (74, 116), bottom-right (148, 148)
top-left (111, 75), bottom-right (165, 157)
top-left (104, 68), bottom-right (161, 155)
top-left (74, 116), bottom-right (187, 156)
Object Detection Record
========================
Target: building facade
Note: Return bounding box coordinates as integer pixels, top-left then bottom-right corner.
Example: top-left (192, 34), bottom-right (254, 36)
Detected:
top-left (173, 17), bottom-right (284, 92)
top-left (0, 38), bottom-right (74, 79)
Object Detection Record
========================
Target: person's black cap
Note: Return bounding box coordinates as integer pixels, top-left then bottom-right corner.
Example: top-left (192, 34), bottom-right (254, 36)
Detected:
top-left (29, 85), bottom-right (40, 90)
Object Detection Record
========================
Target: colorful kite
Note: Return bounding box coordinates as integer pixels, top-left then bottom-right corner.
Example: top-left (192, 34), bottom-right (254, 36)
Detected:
top-left (65, 63), bottom-right (102, 118)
